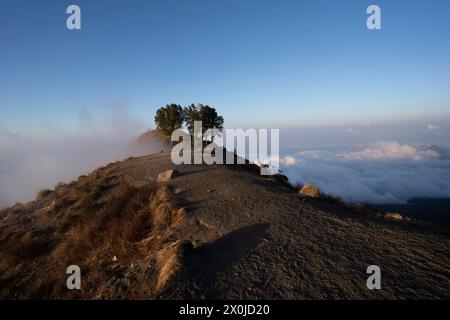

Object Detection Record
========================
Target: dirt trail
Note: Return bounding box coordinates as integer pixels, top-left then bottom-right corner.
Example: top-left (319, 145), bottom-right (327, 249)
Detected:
top-left (0, 153), bottom-right (449, 299)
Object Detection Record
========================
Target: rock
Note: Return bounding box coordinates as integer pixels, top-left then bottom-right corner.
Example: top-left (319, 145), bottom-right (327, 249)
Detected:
top-left (299, 184), bottom-right (321, 198)
top-left (157, 169), bottom-right (178, 183)
top-left (197, 219), bottom-right (215, 229)
top-left (112, 255), bottom-right (118, 262)
top-left (174, 187), bottom-right (184, 194)
top-left (384, 212), bottom-right (403, 221)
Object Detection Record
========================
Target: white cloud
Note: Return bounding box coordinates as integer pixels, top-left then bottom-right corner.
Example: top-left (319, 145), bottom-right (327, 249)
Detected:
top-left (280, 155), bottom-right (297, 166)
top-left (427, 124), bottom-right (440, 131)
top-left (347, 128), bottom-right (361, 135)
top-left (280, 141), bottom-right (450, 203)
top-left (338, 141), bottom-right (439, 161)
top-left (297, 150), bottom-right (329, 159)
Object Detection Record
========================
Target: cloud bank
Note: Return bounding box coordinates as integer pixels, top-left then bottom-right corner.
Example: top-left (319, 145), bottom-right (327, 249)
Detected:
top-left (337, 141), bottom-right (440, 161)
top-left (280, 141), bottom-right (450, 204)
top-left (0, 106), bottom-right (165, 208)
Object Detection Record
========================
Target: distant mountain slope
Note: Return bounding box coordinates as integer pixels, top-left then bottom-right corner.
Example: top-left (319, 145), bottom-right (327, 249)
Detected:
top-left (0, 153), bottom-right (449, 299)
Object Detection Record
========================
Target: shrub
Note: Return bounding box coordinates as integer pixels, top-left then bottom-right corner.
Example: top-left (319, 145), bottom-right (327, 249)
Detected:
top-left (36, 188), bottom-right (53, 200)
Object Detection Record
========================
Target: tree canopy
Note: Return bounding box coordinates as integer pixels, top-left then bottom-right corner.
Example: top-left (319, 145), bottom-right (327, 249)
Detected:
top-left (183, 104), bottom-right (224, 135)
top-left (154, 104), bottom-right (184, 136)
top-left (154, 103), bottom-right (224, 137)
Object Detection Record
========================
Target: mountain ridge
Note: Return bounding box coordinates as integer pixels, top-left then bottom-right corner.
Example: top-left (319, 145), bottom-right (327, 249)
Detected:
top-left (0, 152), bottom-right (449, 299)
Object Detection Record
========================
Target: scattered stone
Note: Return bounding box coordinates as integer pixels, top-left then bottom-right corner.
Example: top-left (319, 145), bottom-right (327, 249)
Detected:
top-left (298, 184), bottom-right (321, 198)
top-left (197, 219), bottom-right (215, 229)
top-left (206, 189), bottom-right (215, 193)
top-left (157, 169), bottom-right (178, 183)
top-left (112, 255), bottom-right (118, 262)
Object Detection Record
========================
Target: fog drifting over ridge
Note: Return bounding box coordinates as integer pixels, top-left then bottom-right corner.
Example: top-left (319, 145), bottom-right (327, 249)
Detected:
top-left (0, 106), bottom-right (162, 208)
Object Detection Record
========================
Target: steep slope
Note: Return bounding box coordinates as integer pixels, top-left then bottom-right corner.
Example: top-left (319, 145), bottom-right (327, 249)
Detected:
top-left (0, 153), bottom-right (449, 299)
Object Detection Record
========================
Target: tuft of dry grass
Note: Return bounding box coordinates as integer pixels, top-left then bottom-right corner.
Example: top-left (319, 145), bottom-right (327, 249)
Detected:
top-left (36, 188), bottom-right (53, 200)
top-left (299, 184), bottom-right (321, 198)
top-left (155, 240), bottom-right (185, 293)
top-left (297, 184), bottom-right (344, 205)
top-left (318, 193), bottom-right (345, 205)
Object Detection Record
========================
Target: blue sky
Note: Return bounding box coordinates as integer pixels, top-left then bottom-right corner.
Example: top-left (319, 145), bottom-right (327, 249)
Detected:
top-left (1, 0), bottom-right (450, 132)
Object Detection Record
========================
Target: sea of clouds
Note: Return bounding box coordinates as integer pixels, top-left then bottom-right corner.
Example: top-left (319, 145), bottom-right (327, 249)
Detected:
top-left (279, 141), bottom-right (450, 204)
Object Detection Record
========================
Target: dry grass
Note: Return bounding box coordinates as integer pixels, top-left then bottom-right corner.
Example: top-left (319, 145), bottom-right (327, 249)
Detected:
top-left (0, 175), bottom-right (186, 299)
top-left (318, 193), bottom-right (345, 206)
top-left (299, 184), bottom-right (321, 198)
top-left (297, 184), bottom-right (345, 205)
top-left (352, 203), bottom-right (383, 218)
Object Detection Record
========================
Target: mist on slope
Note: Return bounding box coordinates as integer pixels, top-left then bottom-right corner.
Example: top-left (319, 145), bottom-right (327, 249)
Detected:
top-left (0, 106), bottom-right (167, 208)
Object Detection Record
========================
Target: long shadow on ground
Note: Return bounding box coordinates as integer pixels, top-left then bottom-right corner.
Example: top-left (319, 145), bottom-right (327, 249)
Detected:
top-left (184, 223), bottom-right (269, 294)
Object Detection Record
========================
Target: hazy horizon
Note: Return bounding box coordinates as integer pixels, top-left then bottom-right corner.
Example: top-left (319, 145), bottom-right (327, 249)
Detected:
top-left (1, 110), bottom-right (450, 207)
